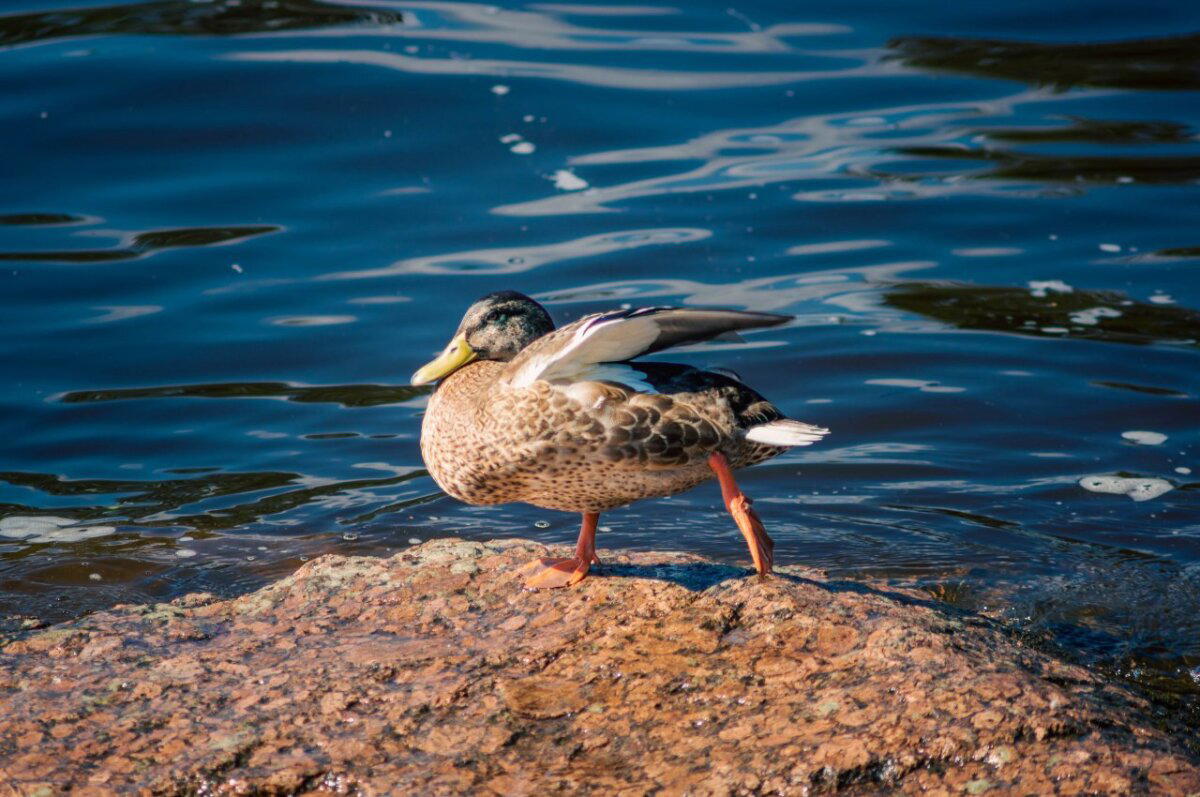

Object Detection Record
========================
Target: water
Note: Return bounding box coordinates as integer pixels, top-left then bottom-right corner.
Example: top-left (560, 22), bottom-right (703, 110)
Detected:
top-left (2, 0), bottom-right (1198, 717)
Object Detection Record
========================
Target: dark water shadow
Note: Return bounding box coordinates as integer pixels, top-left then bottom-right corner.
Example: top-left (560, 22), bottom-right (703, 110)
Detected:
top-left (1152, 246), bottom-right (1200, 261)
top-left (982, 117), bottom-right (1194, 145)
top-left (58, 380), bottom-right (430, 407)
top-left (888, 145), bottom-right (1200, 186)
top-left (861, 111), bottom-right (1200, 189)
top-left (0, 225), bottom-right (280, 264)
top-left (0, 213), bottom-right (87, 226)
top-left (0, 0), bottom-right (402, 48)
top-left (599, 562), bottom-right (748, 592)
top-left (885, 282), bottom-right (1200, 347)
top-left (887, 32), bottom-right (1200, 91)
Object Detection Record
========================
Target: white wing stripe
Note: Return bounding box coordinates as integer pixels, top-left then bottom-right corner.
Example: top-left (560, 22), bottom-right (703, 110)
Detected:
top-left (508, 314), bottom-right (659, 387)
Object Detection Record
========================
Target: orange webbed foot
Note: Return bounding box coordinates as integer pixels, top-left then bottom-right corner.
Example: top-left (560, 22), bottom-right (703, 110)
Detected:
top-left (729, 494), bottom-right (775, 578)
top-left (520, 557), bottom-right (591, 590)
top-left (709, 452), bottom-right (776, 579)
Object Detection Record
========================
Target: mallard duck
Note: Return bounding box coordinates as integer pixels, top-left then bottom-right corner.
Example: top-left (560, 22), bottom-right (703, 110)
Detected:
top-left (411, 291), bottom-right (829, 589)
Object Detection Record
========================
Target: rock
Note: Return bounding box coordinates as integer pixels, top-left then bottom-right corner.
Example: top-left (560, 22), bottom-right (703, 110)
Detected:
top-left (499, 676), bottom-right (587, 719)
top-left (0, 537), bottom-right (1197, 794)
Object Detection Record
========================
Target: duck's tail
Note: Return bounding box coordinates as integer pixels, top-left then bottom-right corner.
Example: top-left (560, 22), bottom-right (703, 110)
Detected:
top-left (744, 419), bottom-right (830, 447)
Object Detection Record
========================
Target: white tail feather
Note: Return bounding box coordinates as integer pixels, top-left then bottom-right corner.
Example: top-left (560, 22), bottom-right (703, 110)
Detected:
top-left (745, 420), bottom-right (830, 447)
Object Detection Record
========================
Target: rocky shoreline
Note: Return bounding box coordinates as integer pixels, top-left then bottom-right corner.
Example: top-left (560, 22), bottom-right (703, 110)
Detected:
top-left (2, 538), bottom-right (1198, 794)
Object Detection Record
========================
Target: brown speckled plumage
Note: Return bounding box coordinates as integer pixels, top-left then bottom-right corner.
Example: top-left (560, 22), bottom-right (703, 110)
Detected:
top-left (421, 359), bottom-right (788, 513)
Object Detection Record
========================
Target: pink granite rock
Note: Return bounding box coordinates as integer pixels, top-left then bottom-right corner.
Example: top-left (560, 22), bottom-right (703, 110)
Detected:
top-left (1, 538), bottom-right (1197, 795)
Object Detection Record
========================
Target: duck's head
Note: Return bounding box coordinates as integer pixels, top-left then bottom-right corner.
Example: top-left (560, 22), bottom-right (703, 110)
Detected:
top-left (411, 291), bottom-right (555, 385)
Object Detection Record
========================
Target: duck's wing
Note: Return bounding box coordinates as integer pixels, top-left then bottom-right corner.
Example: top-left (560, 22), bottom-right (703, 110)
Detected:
top-left (634, 362), bottom-right (828, 446)
top-left (501, 306), bottom-right (789, 389)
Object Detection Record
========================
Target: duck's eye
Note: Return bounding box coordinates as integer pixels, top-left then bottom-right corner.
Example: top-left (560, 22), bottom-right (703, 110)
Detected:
top-left (491, 312), bottom-right (511, 325)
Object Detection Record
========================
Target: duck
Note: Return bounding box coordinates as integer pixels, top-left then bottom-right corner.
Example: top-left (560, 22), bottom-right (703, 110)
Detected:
top-left (411, 290), bottom-right (829, 589)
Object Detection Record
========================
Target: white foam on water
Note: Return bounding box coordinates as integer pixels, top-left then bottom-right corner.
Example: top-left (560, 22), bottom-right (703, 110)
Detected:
top-left (1122, 430), bottom-right (1168, 445)
top-left (1079, 475), bottom-right (1173, 502)
top-left (550, 169), bottom-right (588, 191)
top-left (87, 305), bottom-right (162, 324)
top-left (490, 84), bottom-right (510, 95)
top-left (510, 141), bottom-right (535, 154)
top-left (867, 378), bottom-right (926, 388)
top-left (499, 133), bottom-right (522, 144)
top-left (953, 247), bottom-right (1022, 257)
top-left (1099, 243), bottom-right (1122, 253)
top-left (1148, 294), bottom-right (1175, 305)
top-left (866, 378), bottom-right (964, 393)
top-left (352, 462), bottom-right (423, 477)
top-left (1040, 326), bottom-right (1068, 334)
top-left (1068, 307), bottom-right (1121, 326)
top-left (347, 295), bottom-right (410, 305)
top-left (248, 430), bottom-right (288, 439)
top-left (0, 516), bottom-right (116, 543)
top-left (268, 315), bottom-right (356, 327)
top-left (1027, 279), bottom-right (1073, 298)
top-left (176, 549), bottom-right (197, 558)
top-left (1176, 467), bottom-right (1192, 475)
top-left (786, 239), bottom-right (889, 256)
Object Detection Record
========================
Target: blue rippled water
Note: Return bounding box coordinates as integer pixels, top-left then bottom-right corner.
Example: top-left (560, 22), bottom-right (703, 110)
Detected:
top-left (2, 0), bottom-right (1198, 714)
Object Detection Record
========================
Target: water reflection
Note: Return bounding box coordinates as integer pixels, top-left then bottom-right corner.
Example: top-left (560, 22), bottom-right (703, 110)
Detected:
top-left (0, 0), bottom-right (402, 48)
top-left (263, 1), bottom-right (847, 53)
top-left (537, 260), bottom-right (933, 313)
top-left (494, 88), bottom-right (1186, 215)
top-left (318, 227), bottom-right (711, 279)
top-left (888, 32), bottom-right (1200, 91)
top-left (232, 47), bottom-right (872, 91)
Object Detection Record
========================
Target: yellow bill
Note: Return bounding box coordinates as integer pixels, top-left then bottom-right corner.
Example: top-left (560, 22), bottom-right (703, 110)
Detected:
top-left (411, 334), bottom-right (478, 385)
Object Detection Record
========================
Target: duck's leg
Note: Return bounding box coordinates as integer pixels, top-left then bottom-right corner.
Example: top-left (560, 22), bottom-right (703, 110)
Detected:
top-left (521, 512), bottom-right (600, 589)
top-left (708, 452), bottom-right (774, 577)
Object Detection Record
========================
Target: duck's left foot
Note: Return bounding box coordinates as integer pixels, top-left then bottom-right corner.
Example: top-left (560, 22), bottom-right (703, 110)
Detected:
top-left (520, 557), bottom-right (591, 589)
top-left (729, 494), bottom-right (774, 577)
top-left (709, 451), bottom-right (775, 577)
